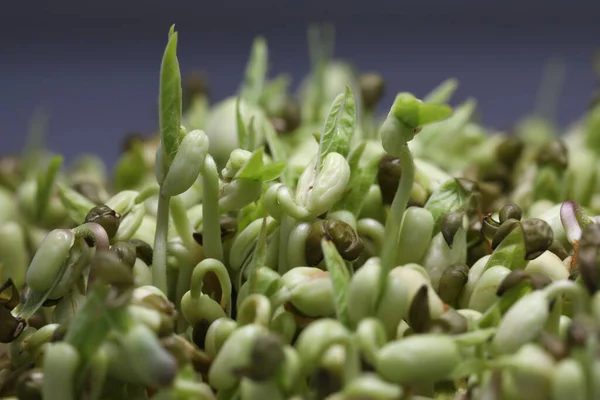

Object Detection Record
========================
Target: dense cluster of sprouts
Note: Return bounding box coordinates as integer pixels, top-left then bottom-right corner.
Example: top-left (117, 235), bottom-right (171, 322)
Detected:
top-left (1, 24), bottom-right (600, 400)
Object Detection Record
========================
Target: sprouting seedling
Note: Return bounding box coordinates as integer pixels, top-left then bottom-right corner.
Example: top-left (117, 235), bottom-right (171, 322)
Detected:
top-left (158, 25), bottom-right (183, 169)
top-left (239, 37), bottom-right (268, 106)
top-left (153, 25), bottom-right (210, 295)
top-left (376, 93), bottom-right (452, 304)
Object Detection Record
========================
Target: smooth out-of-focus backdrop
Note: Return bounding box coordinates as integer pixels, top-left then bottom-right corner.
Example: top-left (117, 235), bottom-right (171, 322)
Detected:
top-left (1, 1), bottom-right (599, 167)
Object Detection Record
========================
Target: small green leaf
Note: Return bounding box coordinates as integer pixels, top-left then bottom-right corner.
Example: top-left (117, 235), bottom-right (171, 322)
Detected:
top-left (322, 239), bottom-right (351, 327)
top-left (260, 162), bottom-right (286, 182)
top-left (57, 183), bottom-right (96, 224)
top-left (418, 103), bottom-right (453, 126)
top-left (423, 78), bottom-right (459, 105)
top-left (424, 179), bottom-right (471, 232)
top-left (236, 97), bottom-right (248, 150)
top-left (35, 155), bottom-right (63, 219)
top-left (159, 29), bottom-right (182, 165)
top-left (484, 227), bottom-right (527, 272)
top-left (236, 147), bottom-right (265, 180)
top-left (317, 85), bottom-right (356, 171)
top-left (391, 92), bottom-right (452, 129)
top-left (240, 37), bottom-right (268, 106)
top-left (168, 24), bottom-right (175, 39)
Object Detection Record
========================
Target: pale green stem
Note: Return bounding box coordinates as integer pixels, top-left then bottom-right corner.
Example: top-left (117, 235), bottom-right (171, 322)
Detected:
top-left (278, 216), bottom-right (295, 275)
top-left (201, 155), bottom-right (223, 262)
top-left (378, 144), bottom-right (414, 302)
top-left (152, 193), bottom-right (171, 295)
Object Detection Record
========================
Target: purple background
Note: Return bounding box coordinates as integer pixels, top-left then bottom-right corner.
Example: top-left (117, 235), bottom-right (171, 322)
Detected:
top-left (1, 1), bottom-right (599, 167)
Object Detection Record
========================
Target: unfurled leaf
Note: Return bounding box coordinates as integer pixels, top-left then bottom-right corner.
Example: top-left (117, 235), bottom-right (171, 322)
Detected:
top-left (317, 85), bottom-right (356, 171)
top-left (236, 147), bottom-right (265, 180)
top-left (260, 162), bottom-right (285, 182)
top-left (424, 178), bottom-right (471, 232)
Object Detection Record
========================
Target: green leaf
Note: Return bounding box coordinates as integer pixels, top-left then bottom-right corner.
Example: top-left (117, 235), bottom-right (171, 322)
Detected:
top-left (159, 29), bottom-right (182, 165)
top-left (391, 92), bottom-right (452, 129)
top-left (418, 103), bottom-right (453, 126)
top-left (322, 239), bottom-right (351, 327)
top-left (168, 24), bottom-right (175, 39)
top-left (236, 97), bottom-right (248, 150)
top-left (317, 85), bottom-right (356, 171)
top-left (484, 227), bottom-right (527, 272)
top-left (57, 183), bottom-right (96, 224)
top-left (236, 147), bottom-right (265, 180)
top-left (333, 142), bottom-right (379, 215)
top-left (424, 178), bottom-right (471, 232)
top-left (240, 37), bottom-right (268, 106)
top-left (35, 155), bottom-right (63, 219)
top-left (423, 78), bottom-right (459, 105)
top-left (260, 162), bottom-right (286, 182)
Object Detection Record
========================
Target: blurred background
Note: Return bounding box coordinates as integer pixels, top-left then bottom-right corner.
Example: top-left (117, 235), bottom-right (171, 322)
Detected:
top-left (1, 0), bottom-right (599, 168)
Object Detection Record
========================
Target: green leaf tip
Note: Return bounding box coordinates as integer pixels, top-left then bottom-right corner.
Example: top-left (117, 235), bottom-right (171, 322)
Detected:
top-left (240, 36), bottom-right (269, 105)
top-left (423, 78), bottom-right (460, 105)
top-left (159, 28), bottom-right (183, 165)
top-left (168, 24), bottom-right (176, 39)
top-left (317, 85), bottom-right (357, 170)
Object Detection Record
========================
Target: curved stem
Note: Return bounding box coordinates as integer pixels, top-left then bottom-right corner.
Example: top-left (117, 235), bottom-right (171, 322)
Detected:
top-left (238, 294), bottom-right (272, 327)
top-left (152, 193), bottom-right (171, 295)
top-left (278, 216), bottom-right (295, 275)
top-left (189, 258), bottom-right (232, 308)
top-left (169, 196), bottom-right (197, 251)
top-left (355, 318), bottom-right (387, 366)
top-left (201, 155), bottom-right (224, 262)
top-left (542, 280), bottom-right (589, 315)
top-left (357, 218), bottom-right (385, 255)
top-left (377, 144), bottom-right (415, 302)
top-left (72, 222), bottom-right (109, 252)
